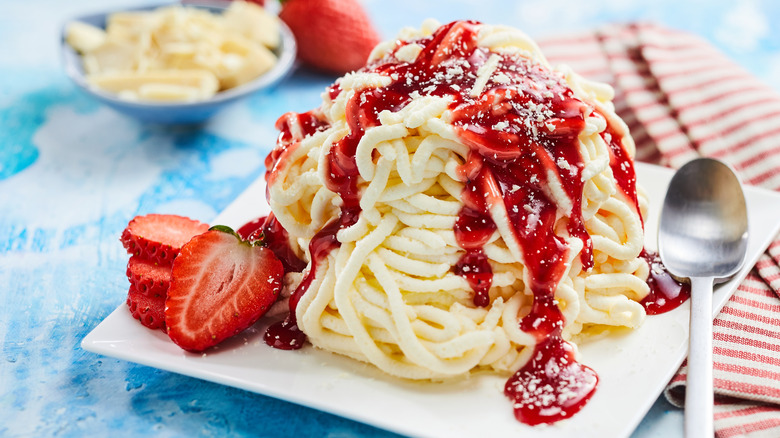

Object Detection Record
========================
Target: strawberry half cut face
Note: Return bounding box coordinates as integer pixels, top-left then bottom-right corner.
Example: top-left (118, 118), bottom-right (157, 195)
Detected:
top-left (165, 226), bottom-right (284, 352)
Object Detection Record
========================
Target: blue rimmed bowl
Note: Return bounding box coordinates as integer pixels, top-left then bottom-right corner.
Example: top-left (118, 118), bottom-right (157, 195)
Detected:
top-left (61, 1), bottom-right (297, 124)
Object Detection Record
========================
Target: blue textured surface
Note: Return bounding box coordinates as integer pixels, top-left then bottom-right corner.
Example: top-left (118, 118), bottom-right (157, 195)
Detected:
top-left (1, 1), bottom-right (778, 437)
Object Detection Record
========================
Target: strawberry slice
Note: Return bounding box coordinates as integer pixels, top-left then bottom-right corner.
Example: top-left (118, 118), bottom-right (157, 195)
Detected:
top-left (121, 214), bottom-right (209, 266)
top-left (127, 285), bottom-right (167, 332)
top-left (126, 256), bottom-right (171, 298)
top-left (165, 225), bottom-right (284, 352)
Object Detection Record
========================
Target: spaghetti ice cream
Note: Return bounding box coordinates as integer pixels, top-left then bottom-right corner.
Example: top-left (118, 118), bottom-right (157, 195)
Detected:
top-left (262, 20), bottom-right (655, 424)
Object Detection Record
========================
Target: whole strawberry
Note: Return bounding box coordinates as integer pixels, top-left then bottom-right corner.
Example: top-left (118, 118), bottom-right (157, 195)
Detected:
top-left (279, 0), bottom-right (381, 74)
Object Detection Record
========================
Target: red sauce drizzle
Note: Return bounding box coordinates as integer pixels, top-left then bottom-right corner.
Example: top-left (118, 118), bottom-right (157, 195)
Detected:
top-left (601, 121), bottom-right (641, 222)
top-left (454, 249), bottom-right (493, 307)
top-left (639, 249), bottom-right (691, 315)
top-left (363, 21), bottom-right (601, 424)
top-left (260, 20), bottom-right (689, 423)
top-left (264, 100), bottom-right (366, 349)
top-left (505, 336), bottom-right (598, 425)
top-left (238, 214), bottom-right (307, 274)
top-left (265, 111), bottom-right (329, 187)
top-left (236, 216), bottom-right (265, 241)
top-left (453, 170), bottom-right (497, 307)
top-left (237, 214), bottom-right (310, 349)
top-left (597, 124), bottom-right (690, 315)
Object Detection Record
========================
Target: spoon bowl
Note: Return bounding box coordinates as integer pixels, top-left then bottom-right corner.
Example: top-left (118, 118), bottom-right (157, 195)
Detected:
top-left (658, 157), bottom-right (748, 438)
top-left (659, 158), bottom-right (749, 279)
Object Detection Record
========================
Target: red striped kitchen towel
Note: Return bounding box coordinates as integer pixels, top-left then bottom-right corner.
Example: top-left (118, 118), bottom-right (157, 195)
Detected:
top-left (539, 23), bottom-right (780, 438)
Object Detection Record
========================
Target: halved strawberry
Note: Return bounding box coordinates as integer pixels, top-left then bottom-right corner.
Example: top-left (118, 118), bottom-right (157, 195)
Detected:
top-left (126, 256), bottom-right (171, 298)
top-left (121, 214), bottom-right (209, 266)
top-left (165, 225), bottom-right (284, 352)
top-left (127, 285), bottom-right (167, 332)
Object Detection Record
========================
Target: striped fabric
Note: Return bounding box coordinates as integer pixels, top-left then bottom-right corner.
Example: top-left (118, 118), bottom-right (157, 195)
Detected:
top-left (538, 23), bottom-right (780, 437)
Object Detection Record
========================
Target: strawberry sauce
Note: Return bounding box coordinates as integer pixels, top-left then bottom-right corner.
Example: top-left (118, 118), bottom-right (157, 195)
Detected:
top-left (639, 250), bottom-right (691, 315)
top-left (238, 214), bottom-right (307, 274)
top-left (260, 20), bottom-right (688, 425)
top-left (236, 216), bottom-right (265, 240)
top-left (505, 336), bottom-right (598, 425)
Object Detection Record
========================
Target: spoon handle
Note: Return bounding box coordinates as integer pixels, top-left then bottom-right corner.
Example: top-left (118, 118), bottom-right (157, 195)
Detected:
top-left (685, 276), bottom-right (714, 438)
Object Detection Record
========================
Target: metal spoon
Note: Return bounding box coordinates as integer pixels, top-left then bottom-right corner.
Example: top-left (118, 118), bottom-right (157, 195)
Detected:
top-left (658, 157), bottom-right (749, 438)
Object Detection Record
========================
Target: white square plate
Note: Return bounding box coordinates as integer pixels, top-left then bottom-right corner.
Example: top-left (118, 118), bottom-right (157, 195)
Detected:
top-left (82, 162), bottom-right (780, 438)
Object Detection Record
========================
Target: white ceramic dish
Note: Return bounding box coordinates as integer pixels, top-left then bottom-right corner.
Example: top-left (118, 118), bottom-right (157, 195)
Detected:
top-left (61, 1), bottom-right (297, 124)
top-left (82, 162), bottom-right (780, 438)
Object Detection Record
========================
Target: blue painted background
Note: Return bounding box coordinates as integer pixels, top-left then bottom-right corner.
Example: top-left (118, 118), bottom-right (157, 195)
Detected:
top-left (1, 1), bottom-right (778, 436)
